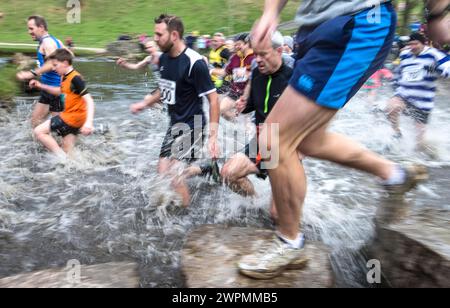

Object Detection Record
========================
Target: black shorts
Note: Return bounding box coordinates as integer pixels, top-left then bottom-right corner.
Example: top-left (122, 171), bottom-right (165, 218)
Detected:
top-left (51, 116), bottom-right (79, 137)
top-left (40, 90), bottom-right (64, 113)
top-left (159, 126), bottom-right (205, 163)
top-left (404, 103), bottom-right (431, 124)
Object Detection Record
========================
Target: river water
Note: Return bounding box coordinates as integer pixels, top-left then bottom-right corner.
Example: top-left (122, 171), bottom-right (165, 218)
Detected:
top-left (0, 58), bottom-right (449, 287)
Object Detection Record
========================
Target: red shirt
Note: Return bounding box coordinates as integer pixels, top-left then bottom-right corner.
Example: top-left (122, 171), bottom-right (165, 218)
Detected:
top-left (225, 52), bottom-right (255, 97)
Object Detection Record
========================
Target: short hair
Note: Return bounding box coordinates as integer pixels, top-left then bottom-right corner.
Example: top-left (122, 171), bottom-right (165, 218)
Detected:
top-left (271, 31), bottom-right (284, 49)
top-left (154, 14), bottom-right (184, 38)
top-left (28, 15), bottom-right (48, 31)
top-left (235, 33), bottom-right (249, 43)
top-left (48, 48), bottom-right (74, 65)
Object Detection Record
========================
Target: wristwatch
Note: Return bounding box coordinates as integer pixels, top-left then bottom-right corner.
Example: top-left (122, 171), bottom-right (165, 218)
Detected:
top-left (425, 4), bottom-right (449, 23)
top-left (30, 69), bottom-right (38, 77)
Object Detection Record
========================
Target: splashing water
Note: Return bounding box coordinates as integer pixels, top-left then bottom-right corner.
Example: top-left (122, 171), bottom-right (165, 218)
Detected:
top-left (0, 58), bottom-right (449, 287)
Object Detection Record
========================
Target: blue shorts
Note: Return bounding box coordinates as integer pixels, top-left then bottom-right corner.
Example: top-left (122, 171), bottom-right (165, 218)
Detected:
top-left (290, 2), bottom-right (397, 109)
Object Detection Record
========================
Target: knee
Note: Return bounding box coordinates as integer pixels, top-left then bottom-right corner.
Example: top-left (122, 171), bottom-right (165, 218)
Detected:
top-left (386, 99), bottom-right (403, 116)
top-left (33, 127), bottom-right (43, 140)
top-left (220, 161), bottom-right (234, 181)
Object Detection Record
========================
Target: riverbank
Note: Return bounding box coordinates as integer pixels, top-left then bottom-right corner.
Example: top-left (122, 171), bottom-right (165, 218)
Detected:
top-left (0, 0), bottom-right (298, 47)
top-left (0, 42), bottom-right (106, 57)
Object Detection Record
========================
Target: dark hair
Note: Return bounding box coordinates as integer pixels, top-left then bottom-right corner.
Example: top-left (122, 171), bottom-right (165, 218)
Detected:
top-left (48, 48), bottom-right (73, 65)
top-left (154, 14), bottom-right (184, 38)
top-left (409, 32), bottom-right (426, 44)
top-left (235, 33), bottom-right (249, 43)
top-left (28, 15), bottom-right (48, 31)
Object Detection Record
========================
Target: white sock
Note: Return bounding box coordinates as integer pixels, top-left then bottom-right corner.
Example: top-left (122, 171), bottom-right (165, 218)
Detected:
top-left (383, 165), bottom-right (407, 186)
top-left (276, 231), bottom-right (305, 249)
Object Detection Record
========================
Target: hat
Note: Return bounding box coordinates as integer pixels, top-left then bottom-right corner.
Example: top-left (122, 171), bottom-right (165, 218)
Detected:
top-left (409, 32), bottom-right (426, 44)
top-left (283, 36), bottom-right (294, 50)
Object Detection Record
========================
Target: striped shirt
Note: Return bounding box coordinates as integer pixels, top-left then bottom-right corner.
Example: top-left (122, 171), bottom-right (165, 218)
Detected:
top-left (394, 47), bottom-right (450, 110)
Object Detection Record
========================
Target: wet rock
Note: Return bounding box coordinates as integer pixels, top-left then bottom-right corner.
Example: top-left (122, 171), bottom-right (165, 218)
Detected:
top-left (0, 262), bottom-right (139, 288)
top-left (371, 204), bottom-right (450, 288)
top-left (106, 40), bottom-right (143, 58)
top-left (182, 225), bottom-right (334, 288)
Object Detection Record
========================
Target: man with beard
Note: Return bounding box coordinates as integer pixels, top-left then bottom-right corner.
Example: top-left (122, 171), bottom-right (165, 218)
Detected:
top-left (130, 14), bottom-right (220, 207)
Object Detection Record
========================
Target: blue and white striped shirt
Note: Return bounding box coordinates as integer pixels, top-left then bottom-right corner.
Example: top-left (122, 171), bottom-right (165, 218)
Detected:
top-left (395, 47), bottom-right (450, 110)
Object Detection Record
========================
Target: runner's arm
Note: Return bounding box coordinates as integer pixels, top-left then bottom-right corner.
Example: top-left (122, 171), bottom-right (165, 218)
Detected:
top-left (82, 94), bottom-right (95, 130)
top-left (118, 56), bottom-right (152, 70)
top-left (130, 89), bottom-right (161, 114)
top-left (206, 91), bottom-right (220, 159)
top-left (251, 0), bottom-right (289, 49)
top-left (29, 80), bottom-right (61, 96)
top-left (143, 89), bottom-right (162, 107)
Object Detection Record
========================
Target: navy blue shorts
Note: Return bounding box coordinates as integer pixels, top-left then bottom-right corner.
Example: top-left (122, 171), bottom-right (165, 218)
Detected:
top-left (290, 2), bottom-right (397, 109)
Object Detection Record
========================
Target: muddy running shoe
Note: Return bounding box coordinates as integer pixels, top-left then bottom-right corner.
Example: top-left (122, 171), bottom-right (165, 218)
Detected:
top-left (384, 164), bottom-right (429, 199)
top-left (238, 234), bottom-right (308, 280)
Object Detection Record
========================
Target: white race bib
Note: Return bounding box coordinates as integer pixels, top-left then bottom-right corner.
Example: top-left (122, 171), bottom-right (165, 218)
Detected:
top-left (159, 78), bottom-right (176, 105)
top-left (402, 66), bottom-right (425, 83)
top-left (232, 67), bottom-right (248, 83)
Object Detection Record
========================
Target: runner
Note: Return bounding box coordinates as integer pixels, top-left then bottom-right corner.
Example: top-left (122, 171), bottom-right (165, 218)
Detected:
top-left (16, 16), bottom-right (65, 128)
top-left (116, 40), bottom-right (161, 73)
top-left (208, 32), bottom-right (231, 89)
top-left (31, 49), bottom-right (95, 157)
top-left (210, 33), bottom-right (255, 121)
top-left (386, 32), bottom-right (450, 147)
top-left (185, 31), bottom-right (294, 221)
top-left (237, 0), bottom-right (431, 280)
top-left (362, 64), bottom-right (393, 105)
top-left (131, 14), bottom-right (220, 207)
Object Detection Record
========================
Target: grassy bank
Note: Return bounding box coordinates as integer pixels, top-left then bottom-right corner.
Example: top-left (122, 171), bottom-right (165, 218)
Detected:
top-left (0, 0), bottom-right (299, 48)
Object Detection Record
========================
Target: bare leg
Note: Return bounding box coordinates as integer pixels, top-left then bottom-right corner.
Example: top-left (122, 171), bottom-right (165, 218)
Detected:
top-left (62, 134), bottom-right (77, 154)
top-left (221, 153), bottom-right (259, 196)
top-left (386, 96), bottom-right (406, 135)
top-left (34, 120), bottom-right (65, 156)
top-left (158, 158), bottom-right (191, 207)
top-left (415, 122), bottom-right (427, 145)
top-left (300, 126), bottom-right (395, 179)
top-left (260, 86), bottom-right (395, 239)
top-left (31, 102), bottom-right (50, 129)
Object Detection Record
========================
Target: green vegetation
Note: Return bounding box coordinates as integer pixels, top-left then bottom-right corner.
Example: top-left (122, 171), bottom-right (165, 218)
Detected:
top-left (0, 65), bottom-right (19, 103)
top-left (0, 0), bottom-right (299, 48)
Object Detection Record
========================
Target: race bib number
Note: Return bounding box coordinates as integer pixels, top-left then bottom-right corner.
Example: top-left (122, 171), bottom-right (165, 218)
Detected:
top-left (159, 79), bottom-right (176, 105)
top-left (402, 66), bottom-right (424, 82)
top-left (232, 67), bottom-right (248, 83)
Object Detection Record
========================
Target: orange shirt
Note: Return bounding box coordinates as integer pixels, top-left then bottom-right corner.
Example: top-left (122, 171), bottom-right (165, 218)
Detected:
top-left (60, 70), bottom-right (88, 128)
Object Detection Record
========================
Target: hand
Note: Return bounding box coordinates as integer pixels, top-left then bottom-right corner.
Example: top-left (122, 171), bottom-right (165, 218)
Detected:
top-left (17, 71), bottom-right (35, 81)
top-left (80, 123), bottom-right (94, 136)
top-left (116, 58), bottom-right (127, 67)
top-left (130, 101), bottom-right (146, 114)
top-left (250, 13), bottom-right (279, 51)
top-left (235, 96), bottom-right (247, 114)
top-left (29, 79), bottom-right (42, 89)
top-left (208, 136), bottom-right (220, 160)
